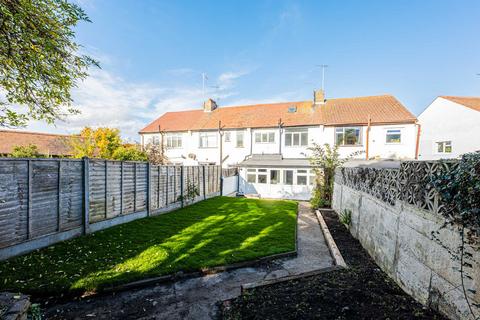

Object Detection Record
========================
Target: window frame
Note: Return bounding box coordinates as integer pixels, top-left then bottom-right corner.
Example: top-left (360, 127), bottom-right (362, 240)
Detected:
top-left (335, 126), bottom-right (362, 146)
top-left (270, 169), bottom-right (281, 184)
top-left (436, 141), bottom-right (452, 154)
top-left (385, 129), bottom-right (402, 144)
top-left (224, 131), bottom-right (231, 142)
top-left (283, 170), bottom-right (294, 185)
top-left (166, 133), bottom-right (183, 149)
top-left (254, 131), bottom-right (275, 144)
top-left (284, 128), bottom-right (308, 147)
top-left (236, 131), bottom-right (244, 148)
top-left (199, 131), bottom-right (218, 148)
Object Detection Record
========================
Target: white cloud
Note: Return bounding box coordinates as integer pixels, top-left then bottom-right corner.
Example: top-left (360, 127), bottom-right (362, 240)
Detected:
top-left (24, 67), bottom-right (251, 142)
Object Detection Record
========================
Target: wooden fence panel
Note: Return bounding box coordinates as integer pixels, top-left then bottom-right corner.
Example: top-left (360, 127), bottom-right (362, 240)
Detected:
top-left (106, 161), bottom-right (122, 219)
top-left (88, 160), bottom-right (106, 223)
top-left (135, 163), bottom-right (148, 212)
top-left (59, 160), bottom-right (83, 231)
top-left (30, 161), bottom-right (59, 238)
top-left (0, 160), bottom-right (28, 248)
top-left (122, 162), bottom-right (135, 215)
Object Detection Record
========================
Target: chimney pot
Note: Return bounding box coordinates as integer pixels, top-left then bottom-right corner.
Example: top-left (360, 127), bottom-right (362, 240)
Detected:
top-left (203, 98), bottom-right (218, 112)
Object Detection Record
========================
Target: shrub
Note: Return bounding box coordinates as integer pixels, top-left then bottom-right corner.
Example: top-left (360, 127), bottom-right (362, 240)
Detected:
top-left (431, 151), bottom-right (480, 244)
top-left (10, 144), bottom-right (42, 158)
top-left (339, 209), bottom-right (352, 228)
top-left (112, 145), bottom-right (148, 161)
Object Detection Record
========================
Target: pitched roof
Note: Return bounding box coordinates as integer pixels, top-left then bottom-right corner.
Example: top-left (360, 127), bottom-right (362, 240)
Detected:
top-left (0, 130), bottom-right (74, 156)
top-left (140, 95), bottom-right (416, 133)
top-left (440, 96), bottom-right (480, 112)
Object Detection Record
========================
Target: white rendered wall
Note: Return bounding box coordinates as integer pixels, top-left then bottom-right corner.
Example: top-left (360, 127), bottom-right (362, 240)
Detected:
top-left (418, 97), bottom-right (480, 160)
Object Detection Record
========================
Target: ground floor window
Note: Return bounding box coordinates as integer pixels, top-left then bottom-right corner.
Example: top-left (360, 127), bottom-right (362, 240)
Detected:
top-left (245, 168), bottom-right (316, 186)
top-left (283, 170), bottom-right (294, 185)
top-left (436, 141), bottom-right (452, 153)
top-left (270, 169), bottom-right (280, 184)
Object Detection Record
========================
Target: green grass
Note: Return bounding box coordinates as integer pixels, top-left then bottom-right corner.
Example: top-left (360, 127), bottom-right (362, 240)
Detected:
top-left (0, 197), bottom-right (297, 296)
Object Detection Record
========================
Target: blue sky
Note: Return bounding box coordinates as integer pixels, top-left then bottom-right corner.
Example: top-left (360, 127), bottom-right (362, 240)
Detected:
top-left (27, 0), bottom-right (480, 140)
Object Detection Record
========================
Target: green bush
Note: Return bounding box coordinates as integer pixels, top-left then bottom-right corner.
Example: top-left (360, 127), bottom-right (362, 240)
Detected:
top-left (112, 145), bottom-right (148, 161)
top-left (431, 151), bottom-right (480, 243)
top-left (339, 209), bottom-right (352, 228)
top-left (9, 144), bottom-right (42, 158)
top-left (310, 186), bottom-right (330, 209)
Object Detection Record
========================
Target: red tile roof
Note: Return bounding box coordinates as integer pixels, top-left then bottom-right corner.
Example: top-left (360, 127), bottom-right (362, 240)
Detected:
top-left (140, 95), bottom-right (416, 133)
top-left (0, 130), bottom-right (75, 156)
top-left (440, 96), bottom-right (480, 112)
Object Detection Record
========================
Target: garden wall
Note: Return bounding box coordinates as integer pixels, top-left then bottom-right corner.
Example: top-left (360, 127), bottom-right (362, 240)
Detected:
top-left (332, 161), bottom-right (479, 320)
top-left (0, 158), bottom-right (222, 260)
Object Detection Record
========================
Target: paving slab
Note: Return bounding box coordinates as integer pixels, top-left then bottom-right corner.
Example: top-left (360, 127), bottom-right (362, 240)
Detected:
top-left (45, 202), bottom-right (334, 320)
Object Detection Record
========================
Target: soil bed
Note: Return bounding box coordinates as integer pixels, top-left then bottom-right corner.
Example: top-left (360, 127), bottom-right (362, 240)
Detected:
top-left (219, 209), bottom-right (447, 320)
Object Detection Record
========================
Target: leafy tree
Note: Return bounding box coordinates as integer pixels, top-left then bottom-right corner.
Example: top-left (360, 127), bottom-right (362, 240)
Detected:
top-left (144, 143), bottom-right (168, 165)
top-left (10, 144), bottom-right (41, 158)
top-left (70, 127), bottom-right (121, 159)
top-left (308, 143), bottom-right (346, 208)
top-left (112, 145), bottom-right (148, 161)
top-left (0, 0), bottom-right (98, 127)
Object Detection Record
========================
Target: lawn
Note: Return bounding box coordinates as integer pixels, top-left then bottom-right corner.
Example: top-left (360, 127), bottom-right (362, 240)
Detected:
top-left (0, 197), bottom-right (297, 297)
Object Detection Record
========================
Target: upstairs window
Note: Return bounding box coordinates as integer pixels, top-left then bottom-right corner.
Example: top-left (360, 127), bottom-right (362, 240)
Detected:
top-left (149, 136), bottom-right (160, 145)
top-left (436, 141), bottom-right (452, 153)
top-left (386, 129), bottom-right (402, 144)
top-left (166, 134), bottom-right (182, 148)
top-left (335, 127), bottom-right (362, 146)
top-left (255, 132), bottom-right (275, 143)
top-left (224, 132), bottom-right (231, 142)
top-left (285, 128), bottom-right (308, 147)
top-left (199, 132), bottom-right (217, 148)
top-left (236, 131), bottom-right (244, 148)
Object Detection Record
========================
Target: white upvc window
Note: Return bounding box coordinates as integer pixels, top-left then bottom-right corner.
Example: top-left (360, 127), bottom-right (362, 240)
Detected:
top-left (386, 129), bottom-right (402, 144)
top-left (285, 128), bottom-right (308, 147)
top-left (246, 168), bottom-right (268, 184)
top-left (199, 132), bottom-right (218, 148)
top-left (236, 131), bottom-right (244, 148)
top-left (335, 127), bottom-right (362, 146)
top-left (166, 133), bottom-right (182, 148)
top-left (149, 135), bottom-right (160, 145)
top-left (224, 132), bottom-right (231, 142)
top-left (270, 169), bottom-right (281, 184)
top-left (255, 131), bottom-right (275, 143)
top-left (296, 169), bottom-right (308, 185)
top-left (283, 170), bottom-right (294, 185)
top-left (436, 141), bottom-right (452, 154)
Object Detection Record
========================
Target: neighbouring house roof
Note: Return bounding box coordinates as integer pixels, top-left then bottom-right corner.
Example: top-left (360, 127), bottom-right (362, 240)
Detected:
top-left (238, 154), bottom-right (311, 168)
top-left (139, 95), bottom-right (417, 133)
top-left (0, 130), bottom-right (75, 156)
top-left (440, 96), bottom-right (480, 112)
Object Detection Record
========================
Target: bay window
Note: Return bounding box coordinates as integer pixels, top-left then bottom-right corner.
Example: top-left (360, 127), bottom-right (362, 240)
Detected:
top-left (335, 127), bottom-right (362, 146)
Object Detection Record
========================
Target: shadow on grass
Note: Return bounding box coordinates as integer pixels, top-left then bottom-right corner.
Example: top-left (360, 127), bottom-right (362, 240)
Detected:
top-left (0, 197), bottom-right (297, 298)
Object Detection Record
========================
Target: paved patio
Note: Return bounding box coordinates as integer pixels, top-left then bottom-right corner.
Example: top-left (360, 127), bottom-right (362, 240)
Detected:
top-left (45, 202), bottom-right (334, 319)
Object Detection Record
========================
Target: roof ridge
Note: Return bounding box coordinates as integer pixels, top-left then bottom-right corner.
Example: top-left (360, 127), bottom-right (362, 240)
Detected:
top-left (0, 130), bottom-right (76, 137)
top-left (440, 95), bottom-right (480, 99)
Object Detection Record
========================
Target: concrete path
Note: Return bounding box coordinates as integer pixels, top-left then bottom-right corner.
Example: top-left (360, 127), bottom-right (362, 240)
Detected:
top-left (46, 202), bottom-right (334, 320)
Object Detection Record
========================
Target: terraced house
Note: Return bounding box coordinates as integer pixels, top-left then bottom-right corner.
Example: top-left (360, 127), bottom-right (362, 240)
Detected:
top-left (139, 90), bottom-right (419, 199)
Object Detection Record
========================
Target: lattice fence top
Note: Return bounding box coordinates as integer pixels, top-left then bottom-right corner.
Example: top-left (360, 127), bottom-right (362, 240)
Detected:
top-left (336, 160), bottom-right (459, 215)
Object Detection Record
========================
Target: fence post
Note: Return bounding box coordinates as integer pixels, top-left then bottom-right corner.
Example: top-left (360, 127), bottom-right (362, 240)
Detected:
top-left (120, 161), bottom-right (124, 215)
top-left (57, 160), bottom-right (62, 232)
top-left (27, 159), bottom-right (32, 239)
top-left (104, 160), bottom-right (108, 219)
top-left (180, 166), bottom-right (184, 208)
top-left (203, 166), bottom-right (206, 200)
top-left (147, 162), bottom-right (151, 216)
top-left (219, 166), bottom-right (223, 196)
top-left (165, 166), bottom-right (169, 207)
top-left (83, 157), bottom-right (90, 235)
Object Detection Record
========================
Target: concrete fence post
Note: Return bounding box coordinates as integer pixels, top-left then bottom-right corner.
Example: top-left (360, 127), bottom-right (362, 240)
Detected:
top-left (180, 166), bottom-right (184, 208)
top-left (147, 162), bottom-right (151, 216)
top-left (203, 166), bottom-right (206, 200)
top-left (83, 157), bottom-right (90, 235)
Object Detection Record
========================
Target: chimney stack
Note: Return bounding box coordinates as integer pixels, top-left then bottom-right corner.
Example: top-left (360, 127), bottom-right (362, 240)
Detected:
top-left (313, 89), bottom-right (326, 105)
top-left (203, 98), bottom-right (218, 112)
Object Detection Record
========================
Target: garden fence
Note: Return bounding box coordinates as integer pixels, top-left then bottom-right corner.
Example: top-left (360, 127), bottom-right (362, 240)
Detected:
top-left (0, 158), bottom-right (221, 260)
